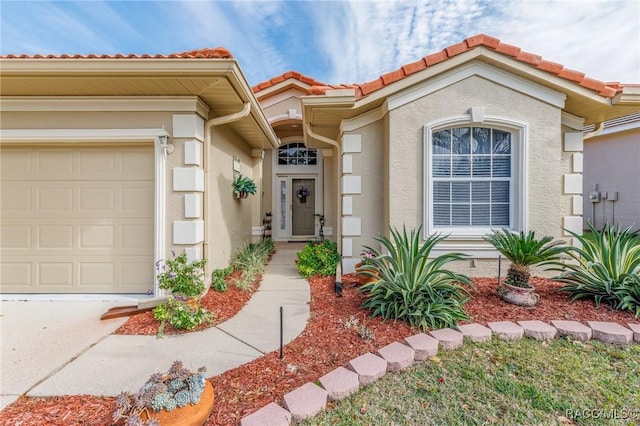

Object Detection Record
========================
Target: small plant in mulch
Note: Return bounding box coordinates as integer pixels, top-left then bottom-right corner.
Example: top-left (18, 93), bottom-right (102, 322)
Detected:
top-left (112, 360), bottom-right (207, 426)
top-left (153, 251), bottom-right (213, 338)
top-left (296, 240), bottom-right (341, 278)
top-left (211, 266), bottom-right (234, 292)
top-left (360, 226), bottom-right (472, 330)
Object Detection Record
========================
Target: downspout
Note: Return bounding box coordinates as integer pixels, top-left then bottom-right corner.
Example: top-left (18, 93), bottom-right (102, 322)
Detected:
top-left (203, 102), bottom-right (251, 280)
top-left (583, 122), bottom-right (605, 140)
top-left (304, 122), bottom-right (344, 294)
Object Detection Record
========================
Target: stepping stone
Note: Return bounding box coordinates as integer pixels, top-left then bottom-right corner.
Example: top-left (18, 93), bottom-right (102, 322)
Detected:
top-left (347, 352), bottom-right (388, 386)
top-left (517, 320), bottom-right (557, 340)
top-left (404, 333), bottom-right (439, 360)
top-left (487, 321), bottom-right (524, 341)
top-left (240, 402), bottom-right (291, 426)
top-left (318, 367), bottom-right (359, 401)
top-left (429, 328), bottom-right (464, 350)
top-left (457, 323), bottom-right (492, 342)
top-left (282, 382), bottom-right (328, 423)
top-left (588, 321), bottom-right (633, 345)
top-left (628, 323), bottom-right (640, 343)
top-left (551, 320), bottom-right (592, 341)
top-left (376, 342), bottom-right (415, 372)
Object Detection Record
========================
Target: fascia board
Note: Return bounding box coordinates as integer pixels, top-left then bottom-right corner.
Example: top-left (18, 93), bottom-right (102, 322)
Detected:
top-left (387, 60), bottom-right (567, 111)
top-left (0, 96), bottom-right (210, 117)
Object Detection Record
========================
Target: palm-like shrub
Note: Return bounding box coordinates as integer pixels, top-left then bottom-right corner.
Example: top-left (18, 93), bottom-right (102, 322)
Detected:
top-left (359, 226), bottom-right (472, 330)
top-left (552, 223), bottom-right (640, 317)
top-left (483, 229), bottom-right (567, 288)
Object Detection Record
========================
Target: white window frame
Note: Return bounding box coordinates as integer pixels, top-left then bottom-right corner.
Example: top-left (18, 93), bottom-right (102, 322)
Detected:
top-left (424, 115), bottom-right (528, 241)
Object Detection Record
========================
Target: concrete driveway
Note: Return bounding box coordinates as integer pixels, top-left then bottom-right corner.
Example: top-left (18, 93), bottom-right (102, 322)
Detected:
top-left (0, 300), bottom-right (127, 410)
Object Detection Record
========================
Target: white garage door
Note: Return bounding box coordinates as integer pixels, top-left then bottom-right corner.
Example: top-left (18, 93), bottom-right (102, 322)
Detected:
top-left (0, 145), bottom-right (154, 294)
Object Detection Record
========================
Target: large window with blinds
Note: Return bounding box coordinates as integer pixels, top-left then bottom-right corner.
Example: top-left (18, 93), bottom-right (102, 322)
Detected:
top-left (430, 126), bottom-right (513, 230)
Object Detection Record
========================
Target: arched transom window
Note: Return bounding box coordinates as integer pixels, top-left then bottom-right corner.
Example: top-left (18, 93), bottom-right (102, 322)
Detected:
top-left (278, 142), bottom-right (317, 165)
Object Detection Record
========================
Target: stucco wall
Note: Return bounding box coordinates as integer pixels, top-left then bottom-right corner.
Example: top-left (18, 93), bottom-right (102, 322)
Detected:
top-left (207, 125), bottom-right (256, 268)
top-left (583, 128), bottom-right (640, 231)
top-left (357, 75), bottom-right (568, 277)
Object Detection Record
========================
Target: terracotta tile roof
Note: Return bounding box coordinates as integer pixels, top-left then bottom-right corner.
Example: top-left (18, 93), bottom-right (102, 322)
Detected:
top-left (252, 71), bottom-right (326, 93)
top-left (1, 47), bottom-right (233, 60)
top-left (306, 34), bottom-right (624, 99)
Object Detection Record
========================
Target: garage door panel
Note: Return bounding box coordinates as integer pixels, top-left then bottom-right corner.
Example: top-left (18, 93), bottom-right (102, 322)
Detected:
top-left (121, 224), bottom-right (153, 249)
top-left (0, 186), bottom-right (32, 213)
top-left (1, 225), bottom-right (32, 248)
top-left (80, 225), bottom-right (115, 249)
top-left (0, 262), bottom-right (32, 287)
top-left (0, 145), bottom-right (154, 294)
top-left (39, 262), bottom-right (74, 287)
top-left (38, 225), bottom-right (73, 249)
top-left (38, 186), bottom-right (74, 213)
top-left (1, 149), bottom-right (32, 176)
top-left (37, 149), bottom-right (74, 176)
top-left (79, 187), bottom-right (115, 212)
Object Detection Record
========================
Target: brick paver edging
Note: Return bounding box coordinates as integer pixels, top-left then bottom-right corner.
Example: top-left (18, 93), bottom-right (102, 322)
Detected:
top-left (239, 320), bottom-right (639, 425)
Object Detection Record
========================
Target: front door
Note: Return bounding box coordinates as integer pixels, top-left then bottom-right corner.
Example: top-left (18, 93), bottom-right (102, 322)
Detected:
top-left (292, 178), bottom-right (315, 236)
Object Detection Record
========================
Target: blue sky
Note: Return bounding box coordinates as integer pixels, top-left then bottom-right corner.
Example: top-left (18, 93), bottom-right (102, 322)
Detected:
top-left (1, 0), bottom-right (639, 87)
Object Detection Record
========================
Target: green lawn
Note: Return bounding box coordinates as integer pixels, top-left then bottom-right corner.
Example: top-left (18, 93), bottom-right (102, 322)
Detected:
top-left (301, 338), bottom-right (640, 426)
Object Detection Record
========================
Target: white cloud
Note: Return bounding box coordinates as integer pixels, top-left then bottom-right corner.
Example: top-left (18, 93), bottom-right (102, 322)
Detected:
top-left (318, 0), bottom-right (639, 84)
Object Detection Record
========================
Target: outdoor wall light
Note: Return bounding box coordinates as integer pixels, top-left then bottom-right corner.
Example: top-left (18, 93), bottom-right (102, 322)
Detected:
top-left (158, 135), bottom-right (174, 154)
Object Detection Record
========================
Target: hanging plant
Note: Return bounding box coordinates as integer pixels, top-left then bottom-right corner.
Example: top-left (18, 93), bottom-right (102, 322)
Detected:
top-left (232, 174), bottom-right (257, 199)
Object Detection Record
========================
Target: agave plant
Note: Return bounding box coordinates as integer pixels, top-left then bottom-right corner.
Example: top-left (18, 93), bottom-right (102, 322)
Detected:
top-left (551, 222), bottom-right (640, 317)
top-left (359, 226), bottom-right (472, 330)
top-left (483, 229), bottom-right (567, 289)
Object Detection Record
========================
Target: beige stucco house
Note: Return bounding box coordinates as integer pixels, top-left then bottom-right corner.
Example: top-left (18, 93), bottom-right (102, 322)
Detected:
top-left (1, 34), bottom-right (639, 296)
top-left (0, 48), bottom-right (278, 295)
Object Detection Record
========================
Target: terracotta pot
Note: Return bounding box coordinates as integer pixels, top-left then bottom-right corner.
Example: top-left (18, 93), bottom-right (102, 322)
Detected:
top-left (355, 262), bottom-right (380, 285)
top-left (141, 380), bottom-right (214, 426)
top-left (496, 282), bottom-right (539, 307)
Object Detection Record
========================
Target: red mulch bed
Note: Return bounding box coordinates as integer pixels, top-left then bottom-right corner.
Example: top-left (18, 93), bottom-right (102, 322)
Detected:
top-left (2, 275), bottom-right (638, 426)
top-left (115, 270), bottom-right (260, 336)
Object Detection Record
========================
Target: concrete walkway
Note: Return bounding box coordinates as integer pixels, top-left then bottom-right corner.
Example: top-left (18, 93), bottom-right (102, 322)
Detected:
top-left (0, 243), bottom-right (309, 410)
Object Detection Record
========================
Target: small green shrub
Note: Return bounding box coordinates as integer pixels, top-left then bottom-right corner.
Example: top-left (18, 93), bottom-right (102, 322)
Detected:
top-left (552, 222), bottom-right (640, 317)
top-left (296, 240), bottom-right (341, 278)
top-left (211, 266), bottom-right (233, 292)
top-left (157, 251), bottom-right (206, 298)
top-left (153, 297), bottom-right (213, 338)
top-left (359, 226), bottom-right (472, 330)
top-left (232, 240), bottom-right (274, 290)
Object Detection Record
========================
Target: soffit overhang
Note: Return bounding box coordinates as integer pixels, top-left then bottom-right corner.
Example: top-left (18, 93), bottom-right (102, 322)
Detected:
top-left (0, 58), bottom-right (279, 149)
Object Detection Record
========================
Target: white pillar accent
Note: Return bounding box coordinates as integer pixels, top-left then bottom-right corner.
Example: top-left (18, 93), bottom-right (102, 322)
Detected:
top-left (572, 153), bottom-right (583, 173)
top-left (563, 174), bottom-right (583, 194)
top-left (184, 246), bottom-right (202, 262)
top-left (342, 238), bottom-right (353, 257)
top-left (342, 176), bottom-right (362, 194)
top-left (184, 140), bottom-right (202, 166)
top-left (564, 132), bottom-right (583, 152)
top-left (343, 134), bottom-right (362, 153)
top-left (154, 135), bottom-right (169, 296)
top-left (343, 154), bottom-right (353, 174)
top-left (563, 216), bottom-right (583, 237)
top-left (173, 168), bottom-right (205, 192)
top-left (184, 194), bottom-right (202, 218)
top-left (173, 114), bottom-right (205, 141)
top-left (572, 196), bottom-right (583, 215)
top-left (342, 196), bottom-right (353, 215)
top-left (342, 217), bottom-right (362, 236)
top-left (173, 220), bottom-right (204, 244)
